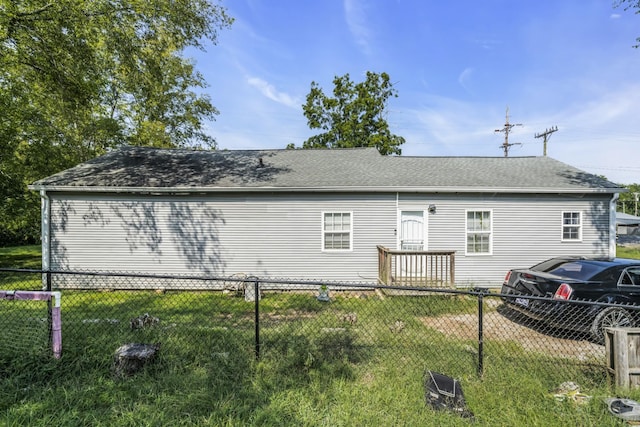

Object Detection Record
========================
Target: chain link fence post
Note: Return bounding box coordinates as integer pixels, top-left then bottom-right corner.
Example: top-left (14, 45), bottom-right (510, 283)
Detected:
top-left (478, 291), bottom-right (484, 377)
top-left (46, 270), bottom-right (53, 350)
top-left (253, 277), bottom-right (260, 360)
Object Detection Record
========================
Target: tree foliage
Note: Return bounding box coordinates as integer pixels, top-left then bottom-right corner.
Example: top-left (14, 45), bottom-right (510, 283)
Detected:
top-left (618, 183), bottom-right (640, 215)
top-left (0, 0), bottom-right (232, 245)
top-left (301, 71), bottom-right (405, 155)
top-left (616, 0), bottom-right (640, 47)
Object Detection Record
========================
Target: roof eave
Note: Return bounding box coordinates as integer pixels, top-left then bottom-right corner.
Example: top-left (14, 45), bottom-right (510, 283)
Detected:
top-left (28, 184), bottom-right (624, 195)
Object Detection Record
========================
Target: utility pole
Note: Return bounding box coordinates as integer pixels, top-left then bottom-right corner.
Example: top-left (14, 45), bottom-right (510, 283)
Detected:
top-left (534, 126), bottom-right (558, 156)
top-left (494, 107), bottom-right (522, 157)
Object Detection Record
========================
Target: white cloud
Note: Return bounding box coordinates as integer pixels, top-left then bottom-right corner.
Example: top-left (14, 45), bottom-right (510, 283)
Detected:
top-left (395, 95), bottom-right (501, 156)
top-left (247, 77), bottom-right (298, 108)
top-left (470, 37), bottom-right (502, 50)
top-left (344, 0), bottom-right (372, 55)
top-left (542, 83), bottom-right (640, 183)
top-left (458, 67), bottom-right (474, 91)
top-left (390, 80), bottom-right (640, 183)
top-left (198, 1), bottom-right (640, 183)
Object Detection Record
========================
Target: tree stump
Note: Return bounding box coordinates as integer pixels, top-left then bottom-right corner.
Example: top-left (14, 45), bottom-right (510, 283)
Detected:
top-left (113, 343), bottom-right (160, 377)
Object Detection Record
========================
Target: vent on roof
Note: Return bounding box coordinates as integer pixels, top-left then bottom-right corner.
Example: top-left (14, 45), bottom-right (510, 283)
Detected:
top-left (258, 157), bottom-right (264, 168)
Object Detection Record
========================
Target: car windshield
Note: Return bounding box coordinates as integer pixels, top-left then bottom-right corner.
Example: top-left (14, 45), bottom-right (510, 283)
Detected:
top-left (534, 260), bottom-right (609, 281)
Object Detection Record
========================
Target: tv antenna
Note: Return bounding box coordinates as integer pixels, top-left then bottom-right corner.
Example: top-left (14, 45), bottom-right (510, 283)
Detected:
top-left (495, 106), bottom-right (522, 157)
top-left (534, 126), bottom-right (558, 156)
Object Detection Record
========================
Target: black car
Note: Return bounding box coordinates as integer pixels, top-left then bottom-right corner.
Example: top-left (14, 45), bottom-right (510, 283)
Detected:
top-left (501, 257), bottom-right (640, 343)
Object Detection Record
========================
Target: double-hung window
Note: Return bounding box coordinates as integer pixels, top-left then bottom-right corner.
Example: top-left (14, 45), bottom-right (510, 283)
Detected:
top-left (466, 210), bottom-right (492, 255)
top-left (323, 212), bottom-right (352, 250)
top-left (562, 212), bottom-right (581, 241)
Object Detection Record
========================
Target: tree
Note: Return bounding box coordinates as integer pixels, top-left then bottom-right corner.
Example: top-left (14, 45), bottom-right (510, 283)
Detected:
top-left (616, 1), bottom-right (640, 47)
top-left (301, 71), bottom-right (405, 155)
top-left (0, 0), bottom-right (232, 245)
top-left (618, 183), bottom-right (640, 215)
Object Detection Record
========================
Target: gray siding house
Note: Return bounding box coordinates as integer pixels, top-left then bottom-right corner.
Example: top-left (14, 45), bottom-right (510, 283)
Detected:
top-left (30, 147), bottom-right (623, 287)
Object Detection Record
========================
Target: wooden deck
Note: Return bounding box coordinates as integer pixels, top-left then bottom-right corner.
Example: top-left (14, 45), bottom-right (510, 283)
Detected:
top-left (377, 245), bottom-right (455, 289)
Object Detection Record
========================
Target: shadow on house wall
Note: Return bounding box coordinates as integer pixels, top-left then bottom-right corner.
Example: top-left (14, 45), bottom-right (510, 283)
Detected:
top-left (45, 149), bottom-right (292, 274)
top-left (51, 198), bottom-right (227, 275)
top-left (560, 168), bottom-right (619, 255)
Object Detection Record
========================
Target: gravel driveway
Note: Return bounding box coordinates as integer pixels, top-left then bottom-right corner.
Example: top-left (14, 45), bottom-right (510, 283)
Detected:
top-left (420, 303), bottom-right (605, 362)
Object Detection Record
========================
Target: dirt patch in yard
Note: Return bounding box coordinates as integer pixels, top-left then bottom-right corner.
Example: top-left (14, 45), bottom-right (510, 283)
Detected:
top-left (419, 305), bottom-right (605, 362)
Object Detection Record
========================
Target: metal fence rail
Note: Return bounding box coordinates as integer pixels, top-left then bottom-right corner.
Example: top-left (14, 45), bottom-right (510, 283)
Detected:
top-left (0, 268), bottom-right (635, 389)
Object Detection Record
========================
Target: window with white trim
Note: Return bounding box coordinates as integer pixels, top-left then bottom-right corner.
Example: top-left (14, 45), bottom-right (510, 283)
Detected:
top-left (562, 211), bottom-right (581, 241)
top-left (466, 210), bottom-right (492, 254)
top-left (323, 212), bottom-right (352, 250)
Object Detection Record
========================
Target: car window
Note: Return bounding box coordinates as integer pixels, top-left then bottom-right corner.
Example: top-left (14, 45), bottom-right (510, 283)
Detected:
top-left (531, 259), bottom-right (572, 272)
top-left (620, 271), bottom-right (634, 285)
top-left (546, 261), bottom-right (606, 280)
top-left (621, 268), bottom-right (640, 286)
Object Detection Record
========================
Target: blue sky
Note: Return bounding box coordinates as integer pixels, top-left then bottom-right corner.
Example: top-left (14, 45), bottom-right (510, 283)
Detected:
top-left (190, 0), bottom-right (640, 184)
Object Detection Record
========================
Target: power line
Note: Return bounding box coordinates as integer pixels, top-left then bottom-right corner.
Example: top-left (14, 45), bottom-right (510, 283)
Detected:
top-left (534, 126), bottom-right (558, 156)
top-left (494, 106), bottom-right (522, 157)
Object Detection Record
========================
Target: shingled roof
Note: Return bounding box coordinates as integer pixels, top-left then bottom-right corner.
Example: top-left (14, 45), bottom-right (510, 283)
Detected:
top-left (30, 146), bottom-right (622, 194)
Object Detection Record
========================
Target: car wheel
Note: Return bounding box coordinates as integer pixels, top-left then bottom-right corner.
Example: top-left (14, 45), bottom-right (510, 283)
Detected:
top-left (590, 307), bottom-right (633, 344)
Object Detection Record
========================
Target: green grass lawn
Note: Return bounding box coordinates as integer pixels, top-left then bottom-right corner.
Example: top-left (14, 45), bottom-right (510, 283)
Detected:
top-left (0, 288), bottom-right (630, 426)
top-left (1, 245), bottom-right (639, 425)
top-left (617, 245), bottom-right (640, 259)
top-left (0, 244), bottom-right (41, 269)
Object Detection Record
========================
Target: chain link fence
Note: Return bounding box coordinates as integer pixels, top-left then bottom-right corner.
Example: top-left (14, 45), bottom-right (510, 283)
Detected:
top-left (1, 268), bottom-right (636, 390)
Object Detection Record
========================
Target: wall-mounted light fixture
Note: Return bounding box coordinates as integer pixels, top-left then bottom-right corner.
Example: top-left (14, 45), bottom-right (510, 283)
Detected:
top-left (428, 204), bottom-right (436, 214)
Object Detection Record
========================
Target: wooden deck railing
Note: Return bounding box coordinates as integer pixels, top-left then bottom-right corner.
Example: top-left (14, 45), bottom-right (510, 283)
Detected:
top-left (377, 245), bottom-right (455, 288)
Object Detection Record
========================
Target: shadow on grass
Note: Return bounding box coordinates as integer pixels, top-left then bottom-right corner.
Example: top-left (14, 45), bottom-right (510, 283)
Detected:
top-left (0, 245), bottom-right (41, 269)
top-left (0, 323), bottom-right (373, 425)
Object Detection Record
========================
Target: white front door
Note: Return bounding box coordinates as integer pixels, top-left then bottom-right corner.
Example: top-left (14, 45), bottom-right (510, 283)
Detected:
top-left (399, 210), bottom-right (426, 278)
top-left (400, 211), bottom-right (425, 250)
